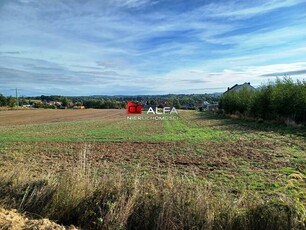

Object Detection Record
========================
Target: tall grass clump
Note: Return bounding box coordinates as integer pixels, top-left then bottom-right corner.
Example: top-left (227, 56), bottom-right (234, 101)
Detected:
top-left (219, 77), bottom-right (306, 125)
top-left (0, 165), bottom-right (305, 229)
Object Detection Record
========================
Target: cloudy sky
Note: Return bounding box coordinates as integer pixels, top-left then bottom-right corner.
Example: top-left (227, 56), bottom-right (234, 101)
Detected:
top-left (0, 0), bottom-right (305, 96)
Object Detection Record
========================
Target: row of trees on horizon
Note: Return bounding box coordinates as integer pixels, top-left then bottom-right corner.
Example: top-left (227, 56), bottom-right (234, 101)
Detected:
top-left (0, 93), bottom-right (220, 109)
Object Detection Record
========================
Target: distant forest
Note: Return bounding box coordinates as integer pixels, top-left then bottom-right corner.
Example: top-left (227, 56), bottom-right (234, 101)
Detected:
top-left (0, 94), bottom-right (220, 109)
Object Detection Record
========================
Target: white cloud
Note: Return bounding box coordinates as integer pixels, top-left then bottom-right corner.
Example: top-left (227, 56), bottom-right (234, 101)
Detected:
top-left (200, 0), bottom-right (305, 19)
top-left (113, 0), bottom-right (157, 8)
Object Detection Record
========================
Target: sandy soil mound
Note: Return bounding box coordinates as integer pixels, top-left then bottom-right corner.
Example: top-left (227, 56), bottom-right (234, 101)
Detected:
top-left (0, 208), bottom-right (78, 230)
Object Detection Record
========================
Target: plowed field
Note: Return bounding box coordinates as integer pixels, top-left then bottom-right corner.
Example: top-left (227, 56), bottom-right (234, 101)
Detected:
top-left (0, 109), bottom-right (304, 193)
top-left (0, 109), bottom-right (124, 126)
top-left (0, 109), bottom-right (305, 229)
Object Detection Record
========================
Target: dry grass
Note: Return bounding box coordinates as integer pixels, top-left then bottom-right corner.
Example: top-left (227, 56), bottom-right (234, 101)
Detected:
top-left (0, 158), bottom-right (304, 230)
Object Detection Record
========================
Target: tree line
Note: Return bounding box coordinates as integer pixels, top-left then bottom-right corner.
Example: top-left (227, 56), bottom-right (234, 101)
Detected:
top-left (219, 78), bottom-right (306, 125)
top-left (26, 94), bottom-right (220, 109)
top-left (0, 93), bottom-right (220, 109)
top-left (79, 94), bottom-right (219, 109)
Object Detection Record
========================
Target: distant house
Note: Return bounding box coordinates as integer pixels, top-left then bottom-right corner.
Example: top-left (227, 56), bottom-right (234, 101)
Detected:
top-left (224, 82), bottom-right (256, 94)
top-left (202, 101), bottom-right (210, 108)
top-left (198, 101), bottom-right (210, 111)
top-left (48, 101), bottom-right (62, 106)
top-left (73, 105), bottom-right (85, 109)
top-left (22, 104), bottom-right (31, 108)
top-left (33, 100), bottom-right (43, 105)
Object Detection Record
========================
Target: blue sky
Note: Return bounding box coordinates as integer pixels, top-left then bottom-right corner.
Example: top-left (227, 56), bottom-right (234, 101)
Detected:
top-left (0, 0), bottom-right (306, 96)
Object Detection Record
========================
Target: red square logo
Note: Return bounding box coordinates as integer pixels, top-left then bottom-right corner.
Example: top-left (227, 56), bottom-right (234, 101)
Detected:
top-left (127, 102), bottom-right (143, 114)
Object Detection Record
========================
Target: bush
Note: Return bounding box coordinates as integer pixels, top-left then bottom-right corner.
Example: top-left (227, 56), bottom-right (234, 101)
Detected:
top-left (219, 78), bottom-right (306, 125)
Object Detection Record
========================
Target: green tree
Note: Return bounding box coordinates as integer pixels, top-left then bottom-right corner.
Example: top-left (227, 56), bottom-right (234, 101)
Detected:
top-left (0, 94), bottom-right (7, 107)
top-left (250, 84), bottom-right (274, 119)
top-left (61, 97), bottom-right (69, 107)
top-left (172, 98), bottom-right (181, 108)
top-left (7, 96), bottom-right (16, 107)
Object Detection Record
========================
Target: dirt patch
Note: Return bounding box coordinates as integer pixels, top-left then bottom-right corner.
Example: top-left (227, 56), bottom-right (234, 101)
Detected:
top-left (0, 208), bottom-right (77, 230)
top-left (0, 139), bottom-right (290, 177)
top-left (0, 109), bottom-right (125, 126)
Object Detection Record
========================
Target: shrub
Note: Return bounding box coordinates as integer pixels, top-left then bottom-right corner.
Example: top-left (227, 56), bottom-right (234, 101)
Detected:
top-left (219, 78), bottom-right (306, 125)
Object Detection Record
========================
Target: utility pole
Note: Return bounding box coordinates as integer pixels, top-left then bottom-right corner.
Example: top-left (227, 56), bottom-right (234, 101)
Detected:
top-left (15, 88), bottom-right (19, 107)
top-left (10, 88), bottom-right (21, 107)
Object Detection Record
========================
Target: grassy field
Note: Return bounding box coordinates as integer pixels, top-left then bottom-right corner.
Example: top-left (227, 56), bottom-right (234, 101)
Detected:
top-left (0, 109), bottom-right (305, 229)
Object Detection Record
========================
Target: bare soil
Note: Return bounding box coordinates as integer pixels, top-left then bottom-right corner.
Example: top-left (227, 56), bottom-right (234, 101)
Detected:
top-left (0, 109), bottom-right (125, 126)
top-left (1, 139), bottom-right (290, 177)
